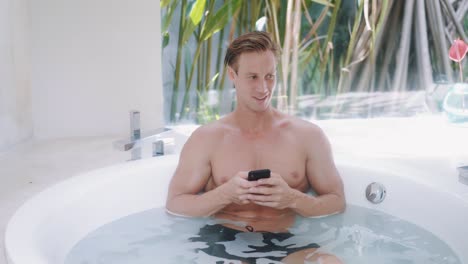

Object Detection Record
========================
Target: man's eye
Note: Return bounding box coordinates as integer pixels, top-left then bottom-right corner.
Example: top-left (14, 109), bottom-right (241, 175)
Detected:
top-left (249, 76), bottom-right (257, 80)
top-left (267, 74), bottom-right (275, 79)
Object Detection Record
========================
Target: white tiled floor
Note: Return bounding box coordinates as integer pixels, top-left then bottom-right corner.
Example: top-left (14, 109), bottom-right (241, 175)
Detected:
top-left (0, 136), bottom-right (130, 264)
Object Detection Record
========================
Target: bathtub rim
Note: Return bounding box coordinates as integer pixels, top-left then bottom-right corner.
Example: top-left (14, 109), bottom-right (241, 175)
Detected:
top-left (4, 154), bottom-right (468, 264)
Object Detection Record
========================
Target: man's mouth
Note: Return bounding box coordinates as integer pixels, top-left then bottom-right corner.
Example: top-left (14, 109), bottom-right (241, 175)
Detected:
top-left (254, 95), bottom-right (268, 102)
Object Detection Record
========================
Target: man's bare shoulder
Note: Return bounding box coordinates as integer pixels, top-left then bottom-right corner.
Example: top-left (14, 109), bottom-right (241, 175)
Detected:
top-left (277, 115), bottom-right (329, 151)
top-left (186, 115), bottom-right (234, 145)
top-left (278, 114), bottom-right (324, 137)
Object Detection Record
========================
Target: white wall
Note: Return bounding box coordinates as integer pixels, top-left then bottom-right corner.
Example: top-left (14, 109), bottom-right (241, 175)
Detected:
top-left (30, 0), bottom-right (164, 139)
top-left (0, 0), bottom-right (32, 152)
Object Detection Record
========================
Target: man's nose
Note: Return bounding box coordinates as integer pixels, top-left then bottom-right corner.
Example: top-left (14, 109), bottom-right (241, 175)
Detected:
top-left (255, 79), bottom-right (268, 93)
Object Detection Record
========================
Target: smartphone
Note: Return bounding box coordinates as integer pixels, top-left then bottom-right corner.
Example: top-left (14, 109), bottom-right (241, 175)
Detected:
top-left (248, 169), bottom-right (271, 181)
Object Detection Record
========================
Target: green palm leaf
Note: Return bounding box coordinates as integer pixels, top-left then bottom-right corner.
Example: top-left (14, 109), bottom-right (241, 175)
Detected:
top-left (181, 0), bottom-right (207, 45)
top-left (200, 0), bottom-right (242, 41)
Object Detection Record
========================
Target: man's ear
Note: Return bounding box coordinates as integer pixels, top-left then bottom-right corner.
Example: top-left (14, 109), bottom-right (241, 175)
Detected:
top-left (227, 66), bottom-right (236, 81)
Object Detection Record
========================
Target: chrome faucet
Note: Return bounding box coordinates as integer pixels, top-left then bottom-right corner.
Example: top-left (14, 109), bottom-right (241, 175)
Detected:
top-left (130, 110), bottom-right (141, 141)
top-left (113, 110), bottom-right (173, 160)
top-left (458, 166), bottom-right (468, 185)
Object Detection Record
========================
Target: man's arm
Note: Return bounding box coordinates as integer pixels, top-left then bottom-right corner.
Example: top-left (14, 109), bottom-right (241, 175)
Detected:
top-left (166, 126), bottom-right (253, 217)
top-left (290, 126), bottom-right (346, 217)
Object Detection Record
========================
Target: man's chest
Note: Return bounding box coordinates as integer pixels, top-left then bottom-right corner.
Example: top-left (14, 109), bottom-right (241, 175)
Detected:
top-left (210, 133), bottom-right (308, 189)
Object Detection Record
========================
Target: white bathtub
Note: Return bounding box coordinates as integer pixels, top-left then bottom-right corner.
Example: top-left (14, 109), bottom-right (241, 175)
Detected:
top-left (5, 153), bottom-right (468, 264)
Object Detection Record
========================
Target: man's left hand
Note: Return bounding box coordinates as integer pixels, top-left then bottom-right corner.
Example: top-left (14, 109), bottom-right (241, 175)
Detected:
top-left (246, 172), bottom-right (300, 209)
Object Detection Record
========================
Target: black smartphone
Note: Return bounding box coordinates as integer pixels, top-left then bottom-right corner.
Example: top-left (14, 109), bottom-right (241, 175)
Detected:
top-left (248, 169), bottom-right (271, 181)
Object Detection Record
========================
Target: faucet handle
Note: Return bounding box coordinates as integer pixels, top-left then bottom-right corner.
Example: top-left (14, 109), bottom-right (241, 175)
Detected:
top-left (152, 138), bottom-right (175, 157)
top-left (153, 140), bottom-right (164, 156)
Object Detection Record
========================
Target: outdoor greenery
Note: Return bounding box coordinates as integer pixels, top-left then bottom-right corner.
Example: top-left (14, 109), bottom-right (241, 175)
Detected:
top-left (161, 0), bottom-right (468, 123)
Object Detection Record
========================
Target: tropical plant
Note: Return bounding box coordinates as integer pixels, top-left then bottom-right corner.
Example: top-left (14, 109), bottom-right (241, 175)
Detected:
top-left (161, 0), bottom-right (242, 122)
top-left (161, 0), bottom-right (468, 122)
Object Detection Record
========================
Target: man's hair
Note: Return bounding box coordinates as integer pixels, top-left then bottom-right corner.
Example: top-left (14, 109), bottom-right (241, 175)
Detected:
top-left (224, 31), bottom-right (280, 72)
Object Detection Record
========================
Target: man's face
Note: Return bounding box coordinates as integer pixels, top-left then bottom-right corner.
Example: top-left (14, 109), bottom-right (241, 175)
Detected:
top-left (229, 51), bottom-right (277, 112)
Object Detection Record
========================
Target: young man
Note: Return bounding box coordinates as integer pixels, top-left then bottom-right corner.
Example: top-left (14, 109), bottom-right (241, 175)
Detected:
top-left (166, 31), bottom-right (345, 263)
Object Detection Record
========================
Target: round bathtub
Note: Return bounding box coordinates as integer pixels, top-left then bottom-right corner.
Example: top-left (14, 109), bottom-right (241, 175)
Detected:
top-left (5, 154), bottom-right (468, 263)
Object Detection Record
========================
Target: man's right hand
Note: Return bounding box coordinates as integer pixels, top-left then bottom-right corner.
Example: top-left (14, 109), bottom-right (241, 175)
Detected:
top-left (218, 171), bottom-right (256, 205)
